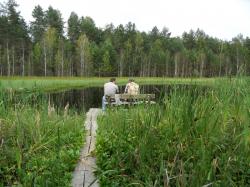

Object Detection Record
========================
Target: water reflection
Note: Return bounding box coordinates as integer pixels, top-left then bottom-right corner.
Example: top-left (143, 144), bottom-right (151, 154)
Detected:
top-left (48, 84), bottom-right (206, 112)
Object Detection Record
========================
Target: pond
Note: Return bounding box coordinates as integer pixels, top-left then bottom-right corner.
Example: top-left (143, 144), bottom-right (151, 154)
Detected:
top-left (48, 84), bottom-right (206, 112)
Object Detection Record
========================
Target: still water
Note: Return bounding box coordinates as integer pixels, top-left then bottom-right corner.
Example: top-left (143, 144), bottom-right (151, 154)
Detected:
top-left (49, 85), bottom-right (170, 111)
top-left (48, 85), bottom-right (173, 112)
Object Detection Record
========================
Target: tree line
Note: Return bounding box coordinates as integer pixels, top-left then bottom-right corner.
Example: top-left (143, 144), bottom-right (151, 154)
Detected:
top-left (0, 0), bottom-right (250, 77)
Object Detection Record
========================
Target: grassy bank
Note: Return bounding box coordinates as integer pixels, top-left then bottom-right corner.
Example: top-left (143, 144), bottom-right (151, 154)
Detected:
top-left (0, 92), bottom-right (84, 186)
top-left (95, 79), bottom-right (250, 186)
top-left (0, 76), bottom-right (218, 91)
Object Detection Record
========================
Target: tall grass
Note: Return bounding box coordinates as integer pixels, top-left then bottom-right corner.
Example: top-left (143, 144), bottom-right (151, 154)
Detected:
top-left (96, 79), bottom-right (250, 186)
top-left (0, 91), bottom-right (84, 186)
top-left (0, 77), bottom-right (217, 91)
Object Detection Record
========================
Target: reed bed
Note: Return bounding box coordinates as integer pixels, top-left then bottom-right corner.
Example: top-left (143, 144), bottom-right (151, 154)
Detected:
top-left (0, 77), bottom-right (216, 91)
top-left (96, 78), bottom-right (250, 186)
top-left (0, 91), bottom-right (84, 186)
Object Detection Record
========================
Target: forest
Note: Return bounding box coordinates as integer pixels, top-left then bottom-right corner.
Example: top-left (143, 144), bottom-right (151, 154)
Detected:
top-left (0, 0), bottom-right (250, 77)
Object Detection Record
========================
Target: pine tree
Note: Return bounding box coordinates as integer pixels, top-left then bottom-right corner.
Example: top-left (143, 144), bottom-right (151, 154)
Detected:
top-left (31, 5), bottom-right (45, 43)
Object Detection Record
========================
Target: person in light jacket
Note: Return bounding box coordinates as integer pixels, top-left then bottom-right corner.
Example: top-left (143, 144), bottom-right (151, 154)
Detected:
top-left (124, 79), bottom-right (139, 95)
top-left (102, 78), bottom-right (120, 111)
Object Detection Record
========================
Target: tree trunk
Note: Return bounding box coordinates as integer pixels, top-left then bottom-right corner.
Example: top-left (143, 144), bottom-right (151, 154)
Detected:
top-left (218, 42), bottom-right (223, 77)
top-left (200, 53), bottom-right (205, 77)
top-left (236, 47), bottom-right (239, 75)
top-left (148, 58), bottom-right (151, 77)
top-left (174, 53), bottom-right (178, 77)
top-left (182, 62), bottom-right (185, 77)
top-left (132, 54), bottom-right (136, 77)
top-left (28, 52), bottom-right (31, 76)
top-left (200, 59), bottom-right (204, 77)
top-left (0, 45), bottom-right (2, 76)
top-left (80, 50), bottom-right (84, 76)
top-left (128, 61), bottom-right (131, 77)
top-left (22, 42), bottom-right (25, 76)
top-left (219, 55), bottom-right (222, 77)
top-left (140, 61), bottom-right (143, 77)
top-left (43, 39), bottom-right (47, 76)
top-left (70, 58), bottom-right (72, 76)
top-left (153, 63), bottom-right (156, 77)
top-left (57, 65), bottom-right (60, 76)
top-left (7, 42), bottom-right (10, 76)
top-left (119, 50), bottom-right (123, 77)
top-left (165, 59), bottom-right (168, 77)
top-left (61, 47), bottom-right (64, 76)
top-left (12, 46), bottom-right (15, 76)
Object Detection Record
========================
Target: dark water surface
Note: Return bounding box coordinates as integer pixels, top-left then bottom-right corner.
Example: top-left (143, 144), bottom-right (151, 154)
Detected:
top-left (48, 84), bottom-right (206, 112)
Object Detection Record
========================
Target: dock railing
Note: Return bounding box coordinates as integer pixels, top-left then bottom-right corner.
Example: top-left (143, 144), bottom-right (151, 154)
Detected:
top-left (105, 93), bottom-right (155, 106)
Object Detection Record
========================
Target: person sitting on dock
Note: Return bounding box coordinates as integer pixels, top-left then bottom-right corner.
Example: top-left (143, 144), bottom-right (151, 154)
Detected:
top-left (102, 78), bottom-right (120, 111)
top-left (124, 79), bottom-right (139, 95)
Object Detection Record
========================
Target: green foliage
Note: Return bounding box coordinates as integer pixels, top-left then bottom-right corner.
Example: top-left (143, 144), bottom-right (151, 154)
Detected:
top-left (0, 92), bottom-right (84, 186)
top-left (79, 16), bottom-right (98, 42)
top-left (45, 6), bottom-right (64, 37)
top-left (6, 0), bottom-right (29, 41)
top-left (96, 80), bottom-right (250, 186)
top-left (31, 5), bottom-right (45, 43)
top-left (99, 39), bottom-right (116, 76)
top-left (1, 1), bottom-right (250, 77)
top-left (101, 51), bottom-right (112, 75)
top-left (67, 12), bottom-right (80, 44)
top-left (33, 42), bottom-right (42, 64)
top-left (44, 26), bottom-right (58, 75)
top-left (76, 34), bottom-right (93, 76)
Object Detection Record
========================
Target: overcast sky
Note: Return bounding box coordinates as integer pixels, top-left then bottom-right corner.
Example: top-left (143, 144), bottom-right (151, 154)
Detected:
top-left (14, 0), bottom-right (250, 40)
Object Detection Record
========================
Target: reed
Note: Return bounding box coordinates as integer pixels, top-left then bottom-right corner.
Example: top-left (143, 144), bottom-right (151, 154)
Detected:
top-left (0, 91), bottom-right (84, 186)
top-left (96, 78), bottom-right (250, 186)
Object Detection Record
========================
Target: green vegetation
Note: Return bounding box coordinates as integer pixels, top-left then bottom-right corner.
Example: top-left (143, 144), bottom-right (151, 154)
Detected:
top-left (0, 92), bottom-right (84, 186)
top-left (1, 0), bottom-right (249, 186)
top-left (0, 77), bottom-right (217, 91)
top-left (96, 79), bottom-right (250, 186)
top-left (1, 1), bottom-right (250, 78)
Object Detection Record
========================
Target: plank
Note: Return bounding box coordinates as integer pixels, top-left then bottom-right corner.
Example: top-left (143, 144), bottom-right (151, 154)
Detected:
top-left (72, 108), bottom-right (101, 187)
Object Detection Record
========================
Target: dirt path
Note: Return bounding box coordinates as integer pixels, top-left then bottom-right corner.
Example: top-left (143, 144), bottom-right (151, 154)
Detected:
top-left (72, 108), bottom-right (101, 187)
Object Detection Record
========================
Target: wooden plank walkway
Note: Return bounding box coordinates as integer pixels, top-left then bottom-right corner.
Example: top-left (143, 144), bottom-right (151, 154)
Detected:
top-left (72, 108), bottom-right (101, 187)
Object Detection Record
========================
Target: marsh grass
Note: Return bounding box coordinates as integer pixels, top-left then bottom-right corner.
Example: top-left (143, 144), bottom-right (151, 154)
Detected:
top-left (96, 79), bottom-right (250, 186)
top-left (0, 77), bottom-right (217, 92)
top-left (0, 91), bottom-right (84, 186)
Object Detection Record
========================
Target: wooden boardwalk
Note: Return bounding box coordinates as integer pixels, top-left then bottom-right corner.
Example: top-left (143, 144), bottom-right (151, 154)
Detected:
top-left (72, 108), bottom-right (101, 187)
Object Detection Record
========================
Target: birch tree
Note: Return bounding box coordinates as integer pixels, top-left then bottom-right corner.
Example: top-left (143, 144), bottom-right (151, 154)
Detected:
top-left (76, 34), bottom-right (92, 76)
top-left (43, 27), bottom-right (57, 76)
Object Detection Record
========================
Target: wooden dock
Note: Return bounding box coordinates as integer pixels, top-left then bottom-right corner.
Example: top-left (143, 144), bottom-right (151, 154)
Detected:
top-left (104, 93), bottom-right (156, 105)
top-left (72, 108), bottom-right (101, 187)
